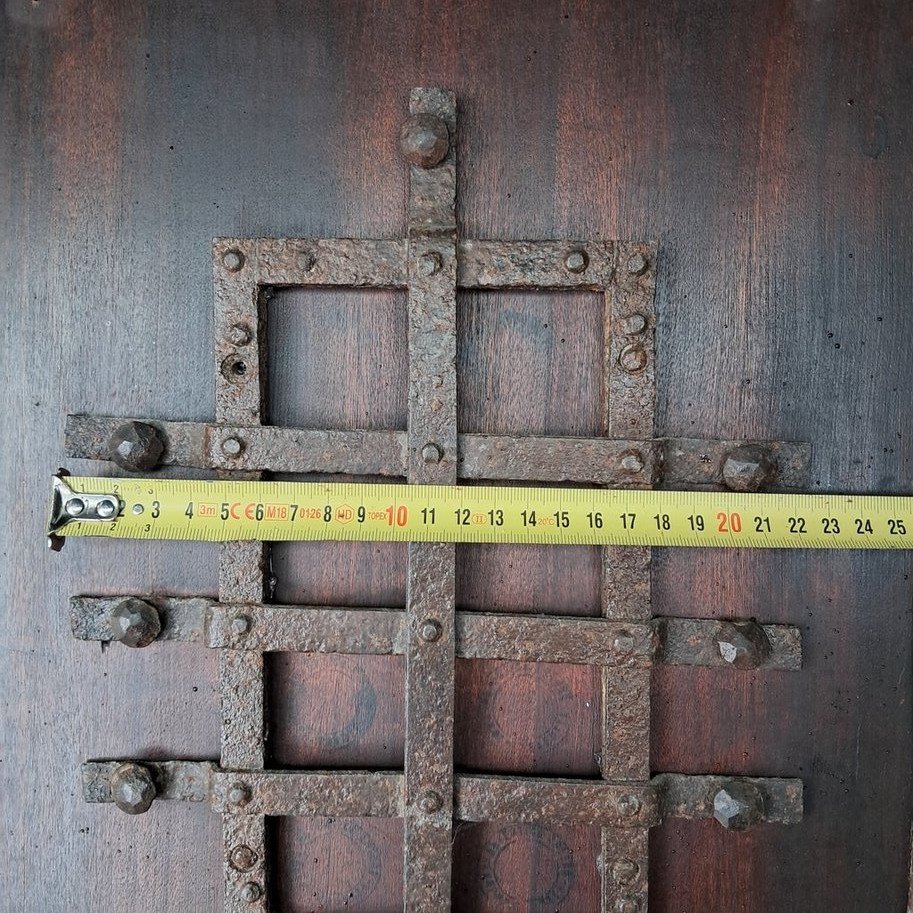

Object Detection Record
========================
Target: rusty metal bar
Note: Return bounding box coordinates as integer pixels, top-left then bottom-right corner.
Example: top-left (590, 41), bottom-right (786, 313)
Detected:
top-left (460, 434), bottom-right (656, 485)
top-left (210, 770), bottom-right (405, 818)
top-left (655, 773), bottom-right (803, 826)
top-left (82, 761), bottom-right (803, 829)
top-left (661, 437), bottom-right (812, 490)
top-left (660, 617), bottom-right (802, 670)
top-left (401, 86), bottom-right (458, 913)
top-left (65, 413), bottom-right (810, 490)
top-left (213, 237), bottom-right (408, 288)
top-left (213, 243), bottom-right (270, 913)
top-left (71, 596), bottom-right (802, 671)
top-left (83, 760), bottom-right (215, 803)
top-left (600, 243), bottom-right (658, 913)
top-left (456, 239), bottom-right (616, 288)
top-left (455, 775), bottom-right (662, 828)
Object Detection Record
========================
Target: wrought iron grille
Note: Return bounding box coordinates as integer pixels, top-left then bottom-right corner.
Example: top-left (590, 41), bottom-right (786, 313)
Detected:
top-left (67, 88), bottom-right (808, 912)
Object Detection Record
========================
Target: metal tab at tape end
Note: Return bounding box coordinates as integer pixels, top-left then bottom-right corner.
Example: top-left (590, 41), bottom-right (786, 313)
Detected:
top-left (47, 471), bottom-right (122, 549)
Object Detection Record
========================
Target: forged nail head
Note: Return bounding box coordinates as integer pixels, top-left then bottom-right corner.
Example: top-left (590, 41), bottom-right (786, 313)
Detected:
top-left (221, 437), bottom-right (243, 458)
top-left (620, 451), bottom-right (644, 473)
top-left (222, 249), bottom-right (244, 272)
top-left (722, 445), bottom-right (776, 492)
top-left (419, 619), bottom-right (442, 642)
top-left (228, 323), bottom-right (251, 346)
top-left (420, 442), bottom-right (442, 464)
top-left (109, 598), bottom-right (161, 648)
top-left (616, 793), bottom-right (642, 817)
top-left (418, 790), bottom-right (443, 813)
top-left (239, 882), bottom-right (262, 903)
top-left (418, 251), bottom-right (442, 277)
top-left (110, 763), bottom-right (156, 815)
top-left (227, 782), bottom-right (252, 807)
top-left (618, 343), bottom-right (648, 373)
top-left (564, 250), bottom-right (588, 273)
top-left (620, 313), bottom-right (648, 335)
top-left (231, 615), bottom-right (251, 636)
top-left (715, 620), bottom-right (772, 669)
top-left (400, 114), bottom-right (449, 168)
top-left (713, 780), bottom-right (765, 831)
top-left (611, 858), bottom-right (639, 885)
top-left (229, 845), bottom-right (258, 872)
top-left (626, 252), bottom-right (648, 275)
top-left (108, 421), bottom-right (165, 472)
top-left (613, 631), bottom-right (635, 655)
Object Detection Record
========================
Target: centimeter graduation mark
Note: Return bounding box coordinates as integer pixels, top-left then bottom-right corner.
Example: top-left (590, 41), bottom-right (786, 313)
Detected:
top-left (48, 475), bottom-right (913, 550)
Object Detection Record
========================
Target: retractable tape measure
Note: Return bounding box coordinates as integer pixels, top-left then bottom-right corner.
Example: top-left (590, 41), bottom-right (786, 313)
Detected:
top-left (48, 473), bottom-right (913, 549)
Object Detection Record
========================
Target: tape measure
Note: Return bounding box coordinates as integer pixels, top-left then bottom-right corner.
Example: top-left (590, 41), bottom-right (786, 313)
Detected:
top-left (47, 473), bottom-right (913, 549)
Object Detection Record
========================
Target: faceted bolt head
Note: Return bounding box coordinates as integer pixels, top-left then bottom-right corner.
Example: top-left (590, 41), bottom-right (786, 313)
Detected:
top-left (239, 881), bottom-right (263, 903)
top-left (618, 343), bottom-right (648, 373)
top-left (222, 249), bottom-right (244, 272)
top-left (108, 421), bottom-right (165, 473)
top-left (616, 793), bottom-right (642, 818)
top-left (564, 250), bottom-right (588, 273)
top-left (418, 252), bottom-right (442, 277)
top-left (421, 442), bottom-right (442, 464)
top-left (228, 323), bottom-right (251, 346)
top-left (715, 620), bottom-right (772, 670)
top-left (626, 253), bottom-right (648, 275)
top-left (611, 858), bottom-right (639, 885)
top-left (616, 898), bottom-right (641, 913)
top-left (231, 614), bottom-right (252, 636)
top-left (400, 114), bottom-right (449, 168)
top-left (419, 619), bottom-right (442, 642)
top-left (229, 845), bottom-right (258, 872)
top-left (619, 313), bottom-right (647, 335)
top-left (222, 437), bottom-right (244, 458)
top-left (712, 779), bottom-right (764, 831)
top-left (620, 451), bottom-right (644, 473)
top-left (722, 445), bottom-right (776, 492)
top-left (613, 631), bottom-right (636, 655)
top-left (109, 598), bottom-right (161, 648)
top-left (227, 782), bottom-right (252, 807)
top-left (110, 763), bottom-right (156, 815)
top-left (418, 790), bottom-right (443, 813)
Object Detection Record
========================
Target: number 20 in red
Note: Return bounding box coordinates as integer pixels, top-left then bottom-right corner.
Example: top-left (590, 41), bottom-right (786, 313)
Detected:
top-left (717, 511), bottom-right (742, 533)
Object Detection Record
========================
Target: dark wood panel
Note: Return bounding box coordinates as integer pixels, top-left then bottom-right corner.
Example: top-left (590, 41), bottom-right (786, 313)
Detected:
top-left (2, 0), bottom-right (911, 910)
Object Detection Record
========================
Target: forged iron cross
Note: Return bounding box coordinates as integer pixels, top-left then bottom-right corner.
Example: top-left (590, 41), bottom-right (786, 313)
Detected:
top-left (68, 88), bottom-right (809, 911)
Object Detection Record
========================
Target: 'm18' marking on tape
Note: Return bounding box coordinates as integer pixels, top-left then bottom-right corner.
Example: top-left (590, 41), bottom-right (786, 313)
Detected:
top-left (48, 475), bottom-right (913, 550)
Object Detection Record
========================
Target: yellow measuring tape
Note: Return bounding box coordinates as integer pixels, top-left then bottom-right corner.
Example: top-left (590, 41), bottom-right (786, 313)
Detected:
top-left (48, 474), bottom-right (913, 549)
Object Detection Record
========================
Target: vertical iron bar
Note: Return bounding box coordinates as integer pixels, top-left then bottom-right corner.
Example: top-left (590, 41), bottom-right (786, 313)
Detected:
top-left (601, 243), bottom-right (658, 913)
top-left (213, 245), bottom-right (269, 912)
top-left (402, 87), bottom-right (458, 911)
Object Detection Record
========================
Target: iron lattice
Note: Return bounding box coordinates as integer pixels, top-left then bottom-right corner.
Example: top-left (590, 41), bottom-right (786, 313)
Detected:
top-left (67, 88), bottom-right (808, 912)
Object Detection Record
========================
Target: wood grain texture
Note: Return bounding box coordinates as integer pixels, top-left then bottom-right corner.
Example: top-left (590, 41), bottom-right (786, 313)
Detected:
top-left (2, 1), bottom-right (911, 911)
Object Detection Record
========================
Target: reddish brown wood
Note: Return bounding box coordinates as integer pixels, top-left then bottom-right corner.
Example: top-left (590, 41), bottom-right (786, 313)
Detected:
top-left (2, 1), bottom-right (912, 910)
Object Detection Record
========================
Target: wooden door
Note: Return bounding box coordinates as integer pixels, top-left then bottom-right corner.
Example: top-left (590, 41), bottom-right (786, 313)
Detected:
top-left (2, 2), bottom-right (912, 911)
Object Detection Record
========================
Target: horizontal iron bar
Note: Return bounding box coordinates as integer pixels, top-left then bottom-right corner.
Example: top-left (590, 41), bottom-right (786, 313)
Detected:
top-left (212, 238), bottom-right (629, 290)
top-left (71, 596), bottom-right (801, 671)
top-left (65, 414), bottom-right (810, 490)
top-left (82, 761), bottom-right (802, 827)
